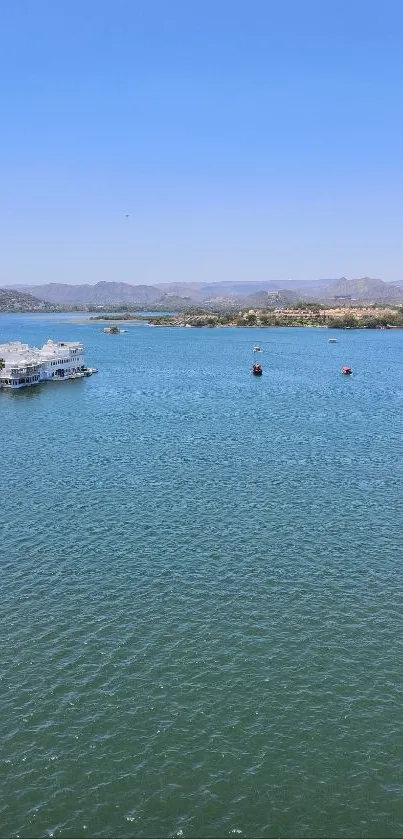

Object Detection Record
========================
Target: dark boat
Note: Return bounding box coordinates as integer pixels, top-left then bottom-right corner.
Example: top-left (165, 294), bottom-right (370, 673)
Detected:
top-left (252, 344), bottom-right (263, 376)
top-left (252, 362), bottom-right (263, 376)
top-left (341, 366), bottom-right (352, 375)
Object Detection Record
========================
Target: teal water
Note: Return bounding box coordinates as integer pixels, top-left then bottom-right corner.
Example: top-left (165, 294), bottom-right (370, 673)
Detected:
top-left (1, 315), bottom-right (403, 838)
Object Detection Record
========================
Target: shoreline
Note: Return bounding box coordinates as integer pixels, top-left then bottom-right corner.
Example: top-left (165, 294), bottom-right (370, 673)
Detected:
top-left (148, 322), bottom-right (401, 329)
top-left (2, 310), bottom-right (402, 330)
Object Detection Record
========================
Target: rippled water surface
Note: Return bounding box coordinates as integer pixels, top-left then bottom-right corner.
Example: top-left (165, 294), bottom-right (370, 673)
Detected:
top-left (1, 315), bottom-right (403, 838)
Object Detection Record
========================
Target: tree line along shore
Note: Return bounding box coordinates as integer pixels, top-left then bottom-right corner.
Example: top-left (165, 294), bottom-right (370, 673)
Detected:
top-left (91, 304), bottom-right (403, 329)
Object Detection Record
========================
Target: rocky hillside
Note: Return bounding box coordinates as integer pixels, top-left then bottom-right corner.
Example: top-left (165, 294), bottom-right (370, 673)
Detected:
top-left (6, 281), bottom-right (162, 306)
top-left (0, 288), bottom-right (52, 312)
top-left (241, 289), bottom-right (299, 309)
top-left (323, 277), bottom-right (403, 302)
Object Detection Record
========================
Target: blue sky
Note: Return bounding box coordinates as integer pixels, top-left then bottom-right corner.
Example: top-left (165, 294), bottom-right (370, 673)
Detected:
top-left (1, 0), bottom-right (402, 286)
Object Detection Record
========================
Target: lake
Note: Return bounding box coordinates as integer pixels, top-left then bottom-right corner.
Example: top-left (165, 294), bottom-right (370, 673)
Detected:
top-left (1, 314), bottom-right (403, 837)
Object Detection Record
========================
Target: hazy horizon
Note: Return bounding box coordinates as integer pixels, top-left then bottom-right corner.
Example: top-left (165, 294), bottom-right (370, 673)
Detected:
top-left (4, 275), bottom-right (391, 290)
top-left (1, 0), bottom-right (403, 286)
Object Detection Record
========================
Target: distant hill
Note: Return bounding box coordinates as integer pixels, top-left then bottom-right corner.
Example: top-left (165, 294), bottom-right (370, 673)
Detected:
top-left (272, 276), bottom-right (403, 302)
top-left (324, 276), bottom-right (403, 302)
top-left (152, 282), bottom-right (208, 300)
top-left (8, 279), bottom-right (284, 305)
top-left (154, 281), bottom-right (280, 298)
top-left (0, 288), bottom-right (52, 312)
top-left (151, 294), bottom-right (196, 310)
top-left (5, 281), bottom-right (162, 306)
top-left (3, 277), bottom-right (403, 306)
top-left (274, 278), bottom-right (337, 294)
top-left (240, 289), bottom-right (299, 309)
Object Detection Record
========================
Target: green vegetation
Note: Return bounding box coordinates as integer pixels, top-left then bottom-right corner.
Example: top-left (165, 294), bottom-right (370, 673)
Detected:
top-left (146, 305), bottom-right (403, 329)
top-left (326, 312), bottom-right (403, 329)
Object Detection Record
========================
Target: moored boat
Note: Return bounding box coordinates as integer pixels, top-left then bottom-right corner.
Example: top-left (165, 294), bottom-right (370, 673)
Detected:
top-left (341, 365), bottom-right (352, 375)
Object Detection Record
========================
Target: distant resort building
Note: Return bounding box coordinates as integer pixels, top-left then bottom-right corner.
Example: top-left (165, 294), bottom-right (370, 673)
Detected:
top-left (0, 340), bottom-right (87, 389)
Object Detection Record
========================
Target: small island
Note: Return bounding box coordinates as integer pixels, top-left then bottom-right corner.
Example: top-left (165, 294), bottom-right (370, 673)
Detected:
top-left (103, 325), bottom-right (126, 333)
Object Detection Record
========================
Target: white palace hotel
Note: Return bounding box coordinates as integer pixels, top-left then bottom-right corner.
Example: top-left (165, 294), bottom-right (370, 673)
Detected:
top-left (0, 340), bottom-right (95, 389)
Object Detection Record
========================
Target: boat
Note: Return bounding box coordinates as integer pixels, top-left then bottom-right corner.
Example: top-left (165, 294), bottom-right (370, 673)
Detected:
top-left (253, 345), bottom-right (262, 352)
top-left (252, 362), bottom-right (263, 376)
top-left (341, 366), bottom-right (352, 375)
top-left (328, 338), bottom-right (337, 343)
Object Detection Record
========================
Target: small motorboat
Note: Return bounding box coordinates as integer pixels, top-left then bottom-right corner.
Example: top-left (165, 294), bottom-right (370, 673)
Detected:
top-left (252, 363), bottom-right (263, 376)
top-left (76, 366), bottom-right (98, 377)
top-left (341, 366), bottom-right (352, 375)
top-left (328, 338), bottom-right (337, 343)
top-left (253, 345), bottom-right (262, 352)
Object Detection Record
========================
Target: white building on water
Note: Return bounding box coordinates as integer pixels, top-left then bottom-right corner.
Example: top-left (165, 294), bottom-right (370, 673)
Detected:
top-left (0, 340), bottom-right (88, 389)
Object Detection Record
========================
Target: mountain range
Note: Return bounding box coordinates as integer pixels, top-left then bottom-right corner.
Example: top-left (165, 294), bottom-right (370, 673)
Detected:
top-left (2, 277), bottom-right (403, 309)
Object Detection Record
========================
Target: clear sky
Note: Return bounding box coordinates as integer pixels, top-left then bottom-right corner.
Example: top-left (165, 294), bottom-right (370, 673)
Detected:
top-left (1, 0), bottom-right (402, 286)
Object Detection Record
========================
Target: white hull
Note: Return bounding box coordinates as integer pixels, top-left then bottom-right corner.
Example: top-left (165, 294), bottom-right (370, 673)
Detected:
top-left (1, 380), bottom-right (40, 390)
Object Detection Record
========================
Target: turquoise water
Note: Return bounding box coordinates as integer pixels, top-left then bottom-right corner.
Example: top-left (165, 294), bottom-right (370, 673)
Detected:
top-left (1, 314), bottom-right (403, 838)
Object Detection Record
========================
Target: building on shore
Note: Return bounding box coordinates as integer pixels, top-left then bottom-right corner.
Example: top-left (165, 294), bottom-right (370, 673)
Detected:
top-left (0, 340), bottom-right (85, 389)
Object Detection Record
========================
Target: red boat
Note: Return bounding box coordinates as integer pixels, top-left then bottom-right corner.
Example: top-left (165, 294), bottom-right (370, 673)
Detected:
top-left (341, 366), bottom-right (352, 375)
top-left (252, 363), bottom-right (263, 376)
